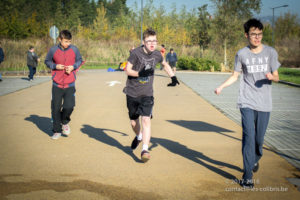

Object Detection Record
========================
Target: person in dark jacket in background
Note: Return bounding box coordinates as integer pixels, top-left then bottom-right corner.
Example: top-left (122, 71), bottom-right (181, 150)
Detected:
top-left (166, 48), bottom-right (178, 74)
top-left (0, 42), bottom-right (5, 81)
top-left (45, 30), bottom-right (84, 140)
top-left (27, 46), bottom-right (40, 81)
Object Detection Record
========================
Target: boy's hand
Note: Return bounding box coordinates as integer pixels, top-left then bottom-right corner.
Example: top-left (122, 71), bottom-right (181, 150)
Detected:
top-left (214, 87), bottom-right (222, 95)
top-left (56, 64), bottom-right (65, 70)
top-left (266, 72), bottom-right (273, 80)
top-left (167, 76), bottom-right (180, 86)
top-left (138, 66), bottom-right (154, 77)
top-left (65, 65), bottom-right (74, 74)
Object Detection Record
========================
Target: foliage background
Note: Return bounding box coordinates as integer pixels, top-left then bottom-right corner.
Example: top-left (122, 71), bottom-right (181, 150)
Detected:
top-left (0, 0), bottom-right (299, 72)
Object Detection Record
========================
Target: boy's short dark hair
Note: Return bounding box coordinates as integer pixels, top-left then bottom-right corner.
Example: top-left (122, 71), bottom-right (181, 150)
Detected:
top-left (59, 30), bottom-right (72, 40)
top-left (29, 45), bottom-right (34, 50)
top-left (170, 48), bottom-right (173, 51)
top-left (143, 28), bottom-right (156, 40)
top-left (244, 18), bottom-right (264, 33)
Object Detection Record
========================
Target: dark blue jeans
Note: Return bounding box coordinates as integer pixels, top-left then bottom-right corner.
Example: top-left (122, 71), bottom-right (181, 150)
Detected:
top-left (240, 107), bottom-right (270, 181)
top-left (27, 65), bottom-right (36, 80)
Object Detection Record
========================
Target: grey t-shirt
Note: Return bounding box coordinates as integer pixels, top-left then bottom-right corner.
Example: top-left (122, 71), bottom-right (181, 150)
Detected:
top-left (234, 45), bottom-right (280, 112)
top-left (123, 46), bottom-right (163, 97)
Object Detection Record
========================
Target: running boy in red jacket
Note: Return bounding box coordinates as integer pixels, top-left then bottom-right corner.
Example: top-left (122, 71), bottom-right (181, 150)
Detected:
top-left (45, 30), bottom-right (83, 140)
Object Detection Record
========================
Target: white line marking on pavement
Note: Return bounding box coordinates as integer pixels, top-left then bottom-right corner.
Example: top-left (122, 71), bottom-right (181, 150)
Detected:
top-left (106, 81), bottom-right (121, 87)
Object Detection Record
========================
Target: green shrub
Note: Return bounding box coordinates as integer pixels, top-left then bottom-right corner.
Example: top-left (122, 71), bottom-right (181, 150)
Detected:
top-left (177, 57), bottom-right (190, 70)
top-left (177, 57), bottom-right (220, 71)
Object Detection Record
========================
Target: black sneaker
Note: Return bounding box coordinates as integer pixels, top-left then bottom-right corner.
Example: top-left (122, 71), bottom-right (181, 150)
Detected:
top-left (240, 179), bottom-right (254, 189)
top-left (131, 137), bottom-right (141, 150)
top-left (253, 163), bottom-right (259, 173)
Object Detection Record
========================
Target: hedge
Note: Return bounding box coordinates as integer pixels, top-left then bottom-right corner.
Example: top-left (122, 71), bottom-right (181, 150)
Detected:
top-left (177, 57), bottom-right (221, 71)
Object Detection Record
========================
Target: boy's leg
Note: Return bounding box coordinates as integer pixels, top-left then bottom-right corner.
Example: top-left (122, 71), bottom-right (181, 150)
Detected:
top-left (130, 118), bottom-right (141, 136)
top-left (28, 65), bottom-right (33, 80)
top-left (61, 87), bottom-right (75, 125)
top-left (240, 108), bottom-right (256, 182)
top-left (141, 116), bottom-right (151, 148)
top-left (254, 111), bottom-right (270, 164)
top-left (130, 118), bottom-right (142, 149)
top-left (141, 116), bottom-right (151, 162)
top-left (52, 86), bottom-right (64, 133)
top-left (126, 95), bottom-right (142, 149)
top-left (33, 67), bottom-right (36, 79)
top-left (140, 96), bottom-right (154, 162)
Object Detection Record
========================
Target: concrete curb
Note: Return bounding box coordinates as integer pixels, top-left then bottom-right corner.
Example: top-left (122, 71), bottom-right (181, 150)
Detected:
top-left (279, 80), bottom-right (300, 88)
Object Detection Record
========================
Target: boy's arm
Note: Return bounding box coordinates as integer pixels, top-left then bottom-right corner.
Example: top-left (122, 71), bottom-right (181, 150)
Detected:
top-left (215, 71), bottom-right (240, 95)
top-left (267, 49), bottom-right (280, 82)
top-left (125, 61), bottom-right (138, 77)
top-left (33, 53), bottom-right (40, 62)
top-left (33, 53), bottom-right (38, 60)
top-left (162, 60), bottom-right (175, 77)
top-left (266, 70), bottom-right (279, 82)
top-left (72, 47), bottom-right (83, 70)
top-left (44, 48), bottom-right (57, 70)
top-left (162, 60), bottom-right (180, 86)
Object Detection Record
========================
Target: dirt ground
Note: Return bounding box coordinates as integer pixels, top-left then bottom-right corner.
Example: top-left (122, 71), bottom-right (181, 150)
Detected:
top-left (0, 71), bottom-right (299, 200)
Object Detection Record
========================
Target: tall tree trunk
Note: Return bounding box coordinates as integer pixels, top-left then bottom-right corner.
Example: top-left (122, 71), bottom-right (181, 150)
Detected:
top-left (200, 46), bottom-right (204, 58)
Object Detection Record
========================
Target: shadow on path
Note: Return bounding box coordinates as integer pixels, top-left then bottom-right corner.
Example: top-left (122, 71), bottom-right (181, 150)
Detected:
top-left (81, 124), bottom-right (142, 163)
top-left (25, 115), bottom-right (52, 137)
top-left (168, 120), bottom-right (300, 162)
top-left (149, 137), bottom-right (241, 180)
top-left (21, 77), bottom-right (30, 81)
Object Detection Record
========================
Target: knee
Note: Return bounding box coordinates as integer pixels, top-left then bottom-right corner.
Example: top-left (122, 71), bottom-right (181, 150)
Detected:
top-left (130, 119), bottom-right (139, 128)
top-left (141, 117), bottom-right (151, 126)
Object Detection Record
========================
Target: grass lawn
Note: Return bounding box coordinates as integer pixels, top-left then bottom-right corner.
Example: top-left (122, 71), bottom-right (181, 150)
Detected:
top-left (278, 67), bottom-right (300, 85)
top-left (1, 65), bottom-right (299, 85)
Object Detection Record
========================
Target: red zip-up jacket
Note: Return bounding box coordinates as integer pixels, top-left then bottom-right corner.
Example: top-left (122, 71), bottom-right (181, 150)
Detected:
top-left (45, 44), bottom-right (84, 88)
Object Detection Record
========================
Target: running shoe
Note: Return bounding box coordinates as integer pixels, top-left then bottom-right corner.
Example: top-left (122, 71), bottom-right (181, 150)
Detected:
top-left (141, 150), bottom-right (150, 162)
top-left (131, 136), bottom-right (141, 150)
top-left (253, 162), bottom-right (259, 173)
top-left (62, 124), bottom-right (70, 136)
top-left (51, 132), bottom-right (61, 140)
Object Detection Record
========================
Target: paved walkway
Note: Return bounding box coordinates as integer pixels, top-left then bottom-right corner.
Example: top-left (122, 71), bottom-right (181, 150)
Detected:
top-left (0, 70), bottom-right (299, 199)
top-left (0, 76), bottom-right (51, 96)
top-left (177, 72), bottom-right (300, 170)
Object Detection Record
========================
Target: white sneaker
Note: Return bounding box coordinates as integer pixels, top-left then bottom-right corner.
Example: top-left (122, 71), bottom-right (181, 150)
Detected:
top-left (51, 132), bottom-right (61, 140)
top-left (62, 124), bottom-right (70, 135)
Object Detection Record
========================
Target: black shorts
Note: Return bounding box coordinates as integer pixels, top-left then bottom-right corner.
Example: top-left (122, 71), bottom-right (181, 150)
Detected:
top-left (126, 95), bottom-right (154, 120)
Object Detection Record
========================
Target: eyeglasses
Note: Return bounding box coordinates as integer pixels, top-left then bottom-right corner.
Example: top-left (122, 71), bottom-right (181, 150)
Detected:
top-left (249, 33), bottom-right (263, 38)
top-left (145, 40), bottom-right (158, 44)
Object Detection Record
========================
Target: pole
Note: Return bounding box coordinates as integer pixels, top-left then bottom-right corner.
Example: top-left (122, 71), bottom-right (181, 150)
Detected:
top-left (140, 0), bottom-right (143, 45)
top-left (270, 5), bottom-right (288, 46)
top-left (272, 8), bottom-right (274, 46)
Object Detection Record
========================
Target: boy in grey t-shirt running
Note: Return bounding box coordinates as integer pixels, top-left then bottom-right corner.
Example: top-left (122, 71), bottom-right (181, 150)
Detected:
top-left (215, 18), bottom-right (280, 188)
top-left (124, 28), bottom-right (179, 162)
